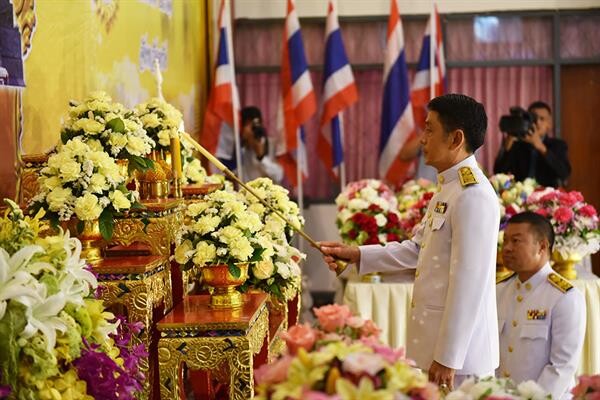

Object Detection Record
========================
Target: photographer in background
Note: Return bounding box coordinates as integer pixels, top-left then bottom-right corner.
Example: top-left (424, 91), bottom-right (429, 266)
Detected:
top-left (494, 101), bottom-right (571, 187)
top-left (239, 106), bottom-right (283, 182)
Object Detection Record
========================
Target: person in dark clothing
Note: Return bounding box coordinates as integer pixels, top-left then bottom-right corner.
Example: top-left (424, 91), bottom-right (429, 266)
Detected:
top-left (494, 101), bottom-right (571, 187)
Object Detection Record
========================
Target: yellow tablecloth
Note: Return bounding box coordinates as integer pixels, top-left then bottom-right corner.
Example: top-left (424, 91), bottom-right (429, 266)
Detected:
top-left (343, 278), bottom-right (600, 374)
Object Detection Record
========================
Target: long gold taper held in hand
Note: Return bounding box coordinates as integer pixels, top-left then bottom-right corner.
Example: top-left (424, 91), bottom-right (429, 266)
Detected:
top-left (180, 132), bottom-right (348, 275)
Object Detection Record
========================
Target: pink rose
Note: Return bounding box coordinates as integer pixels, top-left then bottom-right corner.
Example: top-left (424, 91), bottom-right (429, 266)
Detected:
top-left (360, 319), bottom-right (381, 339)
top-left (580, 205), bottom-right (598, 218)
top-left (535, 208), bottom-right (550, 217)
top-left (313, 304), bottom-right (352, 332)
top-left (280, 324), bottom-right (318, 354)
top-left (346, 316), bottom-right (365, 329)
top-left (360, 337), bottom-right (405, 363)
top-left (410, 382), bottom-right (441, 400)
top-left (304, 391), bottom-right (341, 400)
top-left (254, 355), bottom-right (293, 385)
top-left (554, 206), bottom-right (574, 223)
top-left (342, 352), bottom-right (386, 376)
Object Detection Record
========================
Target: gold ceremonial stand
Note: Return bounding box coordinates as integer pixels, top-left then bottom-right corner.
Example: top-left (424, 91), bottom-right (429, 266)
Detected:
top-left (157, 293), bottom-right (269, 400)
top-left (94, 255), bottom-right (173, 400)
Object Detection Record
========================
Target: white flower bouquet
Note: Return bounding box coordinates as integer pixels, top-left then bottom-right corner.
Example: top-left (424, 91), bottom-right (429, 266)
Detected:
top-left (135, 97), bottom-right (183, 150)
top-left (180, 141), bottom-right (225, 185)
top-left (174, 189), bottom-right (266, 278)
top-left (60, 91), bottom-right (155, 172)
top-left (446, 376), bottom-right (550, 400)
top-left (28, 138), bottom-right (140, 240)
top-left (237, 178), bottom-right (305, 300)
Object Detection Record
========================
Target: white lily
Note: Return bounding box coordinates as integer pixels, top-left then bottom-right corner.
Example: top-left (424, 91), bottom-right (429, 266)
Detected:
top-left (0, 246), bottom-right (42, 320)
top-left (16, 283), bottom-right (68, 353)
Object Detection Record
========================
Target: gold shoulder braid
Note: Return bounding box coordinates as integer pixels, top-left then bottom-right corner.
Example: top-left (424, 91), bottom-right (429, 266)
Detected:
top-left (458, 166), bottom-right (478, 187)
top-left (548, 273), bottom-right (573, 293)
top-left (496, 272), bottom-right (516, 284)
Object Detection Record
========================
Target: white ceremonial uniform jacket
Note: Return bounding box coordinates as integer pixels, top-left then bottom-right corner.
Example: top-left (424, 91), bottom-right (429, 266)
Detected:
top-left (359, 155), bottom-right (500, 375)
top-left (496, 263), bottom-right (586, 400)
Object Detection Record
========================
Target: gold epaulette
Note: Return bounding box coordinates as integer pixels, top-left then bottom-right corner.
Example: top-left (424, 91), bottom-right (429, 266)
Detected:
top-left (458, 166), bottom-right (478, 187)
top-left (548, 273), bottom-right (573, 293)
top-left (496, 272), bottom-right (516, 284)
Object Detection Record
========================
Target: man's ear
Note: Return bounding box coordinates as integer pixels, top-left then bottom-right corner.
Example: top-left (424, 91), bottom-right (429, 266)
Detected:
top-left (448, 129), bottom-right (466, 151)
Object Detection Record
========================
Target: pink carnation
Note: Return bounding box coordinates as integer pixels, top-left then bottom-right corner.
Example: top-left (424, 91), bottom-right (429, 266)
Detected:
top-left (580, 205), bottom-right (598, 218)
top-left (254, 355), bottom-right (293, 385)
top-left (554, 207), bottom-right (574, 223)
top-left (280, 324), bottom-right (318, 355)
top-left (313, 304), bottom-right (352, 332)
top-left (410, 382), bottom-right (441, 400)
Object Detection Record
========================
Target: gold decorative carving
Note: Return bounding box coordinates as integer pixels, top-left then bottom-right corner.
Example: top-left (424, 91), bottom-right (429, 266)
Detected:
top-left (111, 204), bottom-right (183, 256)
top-left (158, 307), bottom-right (268, 400)
top-left (18, 153), bottom-right (48, 206)
top-left (98, 262), bottom-right (172, 399)
top-left (12, 0), bottom-right (36, 59)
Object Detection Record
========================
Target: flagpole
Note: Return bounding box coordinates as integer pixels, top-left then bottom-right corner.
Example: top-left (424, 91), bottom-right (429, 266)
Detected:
top-left (223, 0), bottom-right (243, 182)
top-left (296, 127), bottom-right (305, 253)
top-left (339, 115), bottom-right (346, 190)
top-left (429, 2), bottom-right (435, 101)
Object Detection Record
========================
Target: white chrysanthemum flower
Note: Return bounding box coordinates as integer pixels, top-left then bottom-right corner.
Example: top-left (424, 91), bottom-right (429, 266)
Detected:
top-left (228, 237), bottom-right (253, 261)
top-left (192, 242), bottom-right (217, 267)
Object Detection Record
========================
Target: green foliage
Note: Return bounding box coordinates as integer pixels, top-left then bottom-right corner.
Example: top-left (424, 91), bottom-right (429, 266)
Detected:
top-left (0, 302), bottom-right (27, 388)
top-left (98, 208), bottom-right (114, 241)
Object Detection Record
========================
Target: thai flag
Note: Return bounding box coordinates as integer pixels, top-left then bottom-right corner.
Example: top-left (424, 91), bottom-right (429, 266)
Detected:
top-left (275, 0), bottom-right (317, 187)
top-left (317, 0), bottom-right (358, 180)
top-left (412, 5), bottom-right (446, 130)
top-left (378, 0), bottom-right (415, 183)
top-left (200, 0), bottom-right (241, 171)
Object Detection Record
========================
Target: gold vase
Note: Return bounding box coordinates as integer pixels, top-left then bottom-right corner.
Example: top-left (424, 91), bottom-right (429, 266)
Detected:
top-left (496, 251), bottom-right (513, 282)
top-left (201, 264), bottom-right (249, 308)
top-left (66, 219), bottom-right (104, 263)
top-left (551, 252), bottom-right (580, 280)
top-left (139, 150), bottom-right (170, 199)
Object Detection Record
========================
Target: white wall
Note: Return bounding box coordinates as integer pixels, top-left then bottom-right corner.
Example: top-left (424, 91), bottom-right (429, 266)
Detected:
top-left (235, 0), bottom-right (599, 19)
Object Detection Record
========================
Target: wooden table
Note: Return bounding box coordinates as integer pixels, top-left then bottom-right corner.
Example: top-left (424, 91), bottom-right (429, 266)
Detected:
top-left (94, 255), bottom-right (173, 400)
top-left (157, 293), bottom-right (269, 400)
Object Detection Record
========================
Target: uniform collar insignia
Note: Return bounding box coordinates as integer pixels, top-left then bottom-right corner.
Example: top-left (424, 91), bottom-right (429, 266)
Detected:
top-left (458, 167), bottom-right (478, 187)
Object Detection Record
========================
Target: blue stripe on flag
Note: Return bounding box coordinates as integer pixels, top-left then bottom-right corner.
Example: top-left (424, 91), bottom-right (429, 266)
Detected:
top-left (416, 35), bottom-right (431, 71)
top-left (288, 30), bottom-right (309, 83)
top-left (379, 50), bottom-right (411, 153)
top-left (323, 30), bottom-right (350, 80)
top-left (217, 27), bottom-right (228, 66)
top-left (331, 115), bottom-right (344, 167)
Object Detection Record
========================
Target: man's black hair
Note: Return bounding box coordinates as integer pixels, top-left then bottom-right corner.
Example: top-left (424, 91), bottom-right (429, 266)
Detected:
top-left (427, 93), bottom-right (488, 153)
top-left (528, 101), bottom-right (552, 115)
top-left (241, 106), bottom-right (262, 125)
top-left (507, 211), bottom-right (555, 250)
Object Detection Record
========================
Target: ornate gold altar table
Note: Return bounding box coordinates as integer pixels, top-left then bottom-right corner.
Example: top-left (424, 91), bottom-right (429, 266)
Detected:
top-left (94, 255), bottom-right (173, 400)
top-left (344, 278), bottom-right (600, 374)
top-left (157, 293), bottom-right (269, 400)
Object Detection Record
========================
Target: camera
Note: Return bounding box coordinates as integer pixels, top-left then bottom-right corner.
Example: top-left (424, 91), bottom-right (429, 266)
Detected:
top-left (498, 106), bottom-right (538, 138)
top-left (251, 119), bottom-right (267, 139)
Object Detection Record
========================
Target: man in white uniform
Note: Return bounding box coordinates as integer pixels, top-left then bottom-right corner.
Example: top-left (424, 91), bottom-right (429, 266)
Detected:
top-left (321, 94), bottom-right (499, 389)
top-left (497, 212), bottom-right (585, 399)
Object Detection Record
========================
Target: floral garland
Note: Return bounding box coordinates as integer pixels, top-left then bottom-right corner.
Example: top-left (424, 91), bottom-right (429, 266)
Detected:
top-left (135, 97), bottom-right (183, 151)
top-left (237, 178), bottom-right (305, 300)
top-left (526, 188), bottom-right (599, 258)
top-left (254, 304), bottom-right (437, 400)
top-left (336, 179), bottom-right (404, 245)
top-left (28, 138), bottom-right (140, 240)
top-left (0, 200), bottom-right (145, 399)
top-left (174, 189), bottom-right (266, 278)
top-left (60, 91), bottom-right (155, 172)
top-left (396, 179), bottom-right (437, 239)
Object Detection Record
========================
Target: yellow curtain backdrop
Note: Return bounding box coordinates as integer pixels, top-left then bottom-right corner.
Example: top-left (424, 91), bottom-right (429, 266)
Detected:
top-left (18, 0), bottom-right (209, 154)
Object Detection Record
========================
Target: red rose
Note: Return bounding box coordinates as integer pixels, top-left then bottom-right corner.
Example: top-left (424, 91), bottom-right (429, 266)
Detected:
top-left (554, 206), bottom-right (574, 223)
top-left (387, 233), bottom-right (400, 242)
top-left (348, 229), bottom-right (358, 239)
top-left (423, 192), bottom-right (434, 201)
top-left (368, 204), bottom-right (382, 213)
top-left (365, 235), bottom-right (380, 245)
top-left (535, 208), bottom-right (550, 217)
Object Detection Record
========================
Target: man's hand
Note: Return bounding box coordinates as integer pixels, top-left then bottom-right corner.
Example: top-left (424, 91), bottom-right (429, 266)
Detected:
top-left (522, 122), bottom-right (547, 155)
top-left (503, 134), bottom-right (517, 151)
top-left (428, 360), bottom-right (455, 392)
top-left (318, 241), bottom-right (360, 272)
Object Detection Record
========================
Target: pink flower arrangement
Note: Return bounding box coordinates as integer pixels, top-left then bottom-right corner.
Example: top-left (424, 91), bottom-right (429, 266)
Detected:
top-left (526, 188), bottom-right (600, 258)
top-left (396, 179), bottom-right (437, 238)
top-left (572, 374), bottom-right (600, 400)
top-left (336, 180), bottom-right (405, 245)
